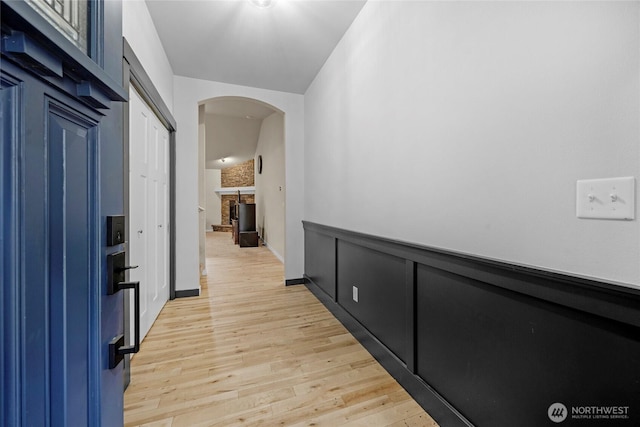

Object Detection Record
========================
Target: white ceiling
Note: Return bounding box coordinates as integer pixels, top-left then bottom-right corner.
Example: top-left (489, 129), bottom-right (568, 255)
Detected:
top-left (202, 97), bottom-right (280, 169)
top-left (145, 0), bottom-right (367, 94)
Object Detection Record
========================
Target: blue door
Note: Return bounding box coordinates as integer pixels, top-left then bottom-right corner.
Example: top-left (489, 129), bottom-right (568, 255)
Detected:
top-left (1, 1), bottom-right (127, 425)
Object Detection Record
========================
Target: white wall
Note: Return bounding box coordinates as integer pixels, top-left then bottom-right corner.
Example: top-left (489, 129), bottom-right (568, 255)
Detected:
top-left (174, 76), bottom-right (304, 290)
top-left (255, 112), bottom-right (286, 262)
top-left (122, 0), bottom-right (174, 111)
top-left (206, 169), bottom-right (222, 229)
top-left (305, 1), bottom-right (640, 287)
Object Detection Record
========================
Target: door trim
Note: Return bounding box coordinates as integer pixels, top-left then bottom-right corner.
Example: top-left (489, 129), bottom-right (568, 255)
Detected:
top-left (122, 38), bottom-right (177, 389)
top-left (122, 38), bottom-right (176, 300)
top-left (1, 70), bottom-right (22, 427)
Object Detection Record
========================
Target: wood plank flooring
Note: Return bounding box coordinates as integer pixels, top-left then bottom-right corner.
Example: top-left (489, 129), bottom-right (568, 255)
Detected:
top-left (124, 232), bottom-right (438, 427)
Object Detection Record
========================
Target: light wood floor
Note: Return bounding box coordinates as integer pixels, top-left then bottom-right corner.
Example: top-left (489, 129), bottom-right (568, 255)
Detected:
top-left (124, 232), bottom-right (438, 427)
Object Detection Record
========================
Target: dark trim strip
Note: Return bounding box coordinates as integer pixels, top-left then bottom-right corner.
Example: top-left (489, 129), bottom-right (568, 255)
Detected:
top-left (174, 289), bottom-right (200, 299)
top-left (404, 260), bottom-right (416, 374)
top-left (303, 221), bottom-right (640, 328)
top-left (304, 276), bottom-right (473, 427)
top-left (169, 132), bottom-right (176, 300)
top-left (122, 39), bottom-right (176, 132)
top-left (121, 58), bottom-right (132, 390)
top-left (332, 236), bottom-right (338, 302)
top-left (1, 73), bottom-right (21, 427)
top-left (285, 278), bottom-right (306, 286)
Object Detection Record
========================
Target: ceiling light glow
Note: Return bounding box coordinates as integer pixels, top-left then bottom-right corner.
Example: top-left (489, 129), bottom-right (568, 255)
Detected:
top-left (249, 0), bottom-right (275, 9)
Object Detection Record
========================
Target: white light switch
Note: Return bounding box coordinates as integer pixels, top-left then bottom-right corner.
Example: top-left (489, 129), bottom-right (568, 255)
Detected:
top-left (352, 286), bottom-right (359, 302)
top-left (576, 177), bottom-right (635, 220)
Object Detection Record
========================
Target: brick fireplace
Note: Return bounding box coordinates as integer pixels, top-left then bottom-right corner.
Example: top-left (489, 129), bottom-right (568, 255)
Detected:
top-left (216, 159), bottom-right (256, 226)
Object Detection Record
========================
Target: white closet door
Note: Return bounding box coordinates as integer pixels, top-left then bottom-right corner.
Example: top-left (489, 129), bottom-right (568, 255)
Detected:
top-left (129, 86), bottom-right (169, 343)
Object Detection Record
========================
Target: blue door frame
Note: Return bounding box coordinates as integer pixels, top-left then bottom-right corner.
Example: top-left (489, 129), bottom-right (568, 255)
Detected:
top-left (1, 1), bottom-right (127, 425)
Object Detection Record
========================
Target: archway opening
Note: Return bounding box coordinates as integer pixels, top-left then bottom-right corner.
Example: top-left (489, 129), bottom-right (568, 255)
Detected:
top-left (197, 96), bottom-right (286, 276)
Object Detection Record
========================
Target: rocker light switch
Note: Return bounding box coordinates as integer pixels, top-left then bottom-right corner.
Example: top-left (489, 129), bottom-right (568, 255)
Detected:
top-left (576, 177), bottom-right (635, 220)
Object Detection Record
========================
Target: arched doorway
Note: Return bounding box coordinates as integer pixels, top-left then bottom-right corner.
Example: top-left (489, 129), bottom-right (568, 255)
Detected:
top-left (171, 76), bottom-right (305, 294)
top-left (198, 96), bottom-right (286, 274)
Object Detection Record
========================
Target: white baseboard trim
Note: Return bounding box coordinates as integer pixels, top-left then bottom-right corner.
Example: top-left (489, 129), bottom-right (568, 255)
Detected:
top-left (262, 240), bottom-right (284, 264)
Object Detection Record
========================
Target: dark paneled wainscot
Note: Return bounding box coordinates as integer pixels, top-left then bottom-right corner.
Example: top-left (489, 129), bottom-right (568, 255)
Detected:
top-left (303, 221), bottom-right (640, 427)
top-left (337, 241), bottom-right (407, 363)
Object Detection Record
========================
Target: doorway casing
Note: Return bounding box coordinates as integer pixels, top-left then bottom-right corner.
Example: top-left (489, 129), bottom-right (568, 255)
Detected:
top-left (122, 38), bottom-right (177, 388)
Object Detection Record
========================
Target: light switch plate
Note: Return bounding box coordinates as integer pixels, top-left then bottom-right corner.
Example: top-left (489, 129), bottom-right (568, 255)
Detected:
top-left (576, 177), bottom-right (635, 220)
top-left (352, 286), bottom-right (359, 302)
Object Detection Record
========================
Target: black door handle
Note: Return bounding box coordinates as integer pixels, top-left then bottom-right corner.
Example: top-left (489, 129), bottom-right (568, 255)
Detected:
top-left (108, 280), bottom-right (140, 369)
top-left (106, 251), bottom-right (141, 369)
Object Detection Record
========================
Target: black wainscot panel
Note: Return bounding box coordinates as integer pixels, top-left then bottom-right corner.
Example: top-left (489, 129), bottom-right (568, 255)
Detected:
top-left (416, 264), bottom-right (640, 427)
top-left (303, 221), bottom-right (640, 427)
top-left (337, 240), bottom-right (407, 363)
top-left (304, 229), bottom-right (336, 299)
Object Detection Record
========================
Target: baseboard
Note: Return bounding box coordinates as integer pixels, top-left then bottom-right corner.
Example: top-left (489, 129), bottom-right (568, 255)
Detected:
top-left (174, 289), bottom-right (200, 298)
top-left (261, 239), bottom-right (284, 263)
top-left (285, 277), bottom-right (306, 286)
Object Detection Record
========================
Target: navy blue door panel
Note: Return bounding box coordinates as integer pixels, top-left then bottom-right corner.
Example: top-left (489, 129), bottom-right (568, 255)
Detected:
top-left (12, 64), bottom-right (103, 426)
top-left (2, 58), bottom-right (124, 426)
top-left (2, 1), bottom-right (127, 425)
top-left (48, 106), bottom-right (99, 426)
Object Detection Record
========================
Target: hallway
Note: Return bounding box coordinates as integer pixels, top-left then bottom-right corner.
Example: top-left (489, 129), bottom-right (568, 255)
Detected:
top-left (124, 232), bottom-right (437, 426)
